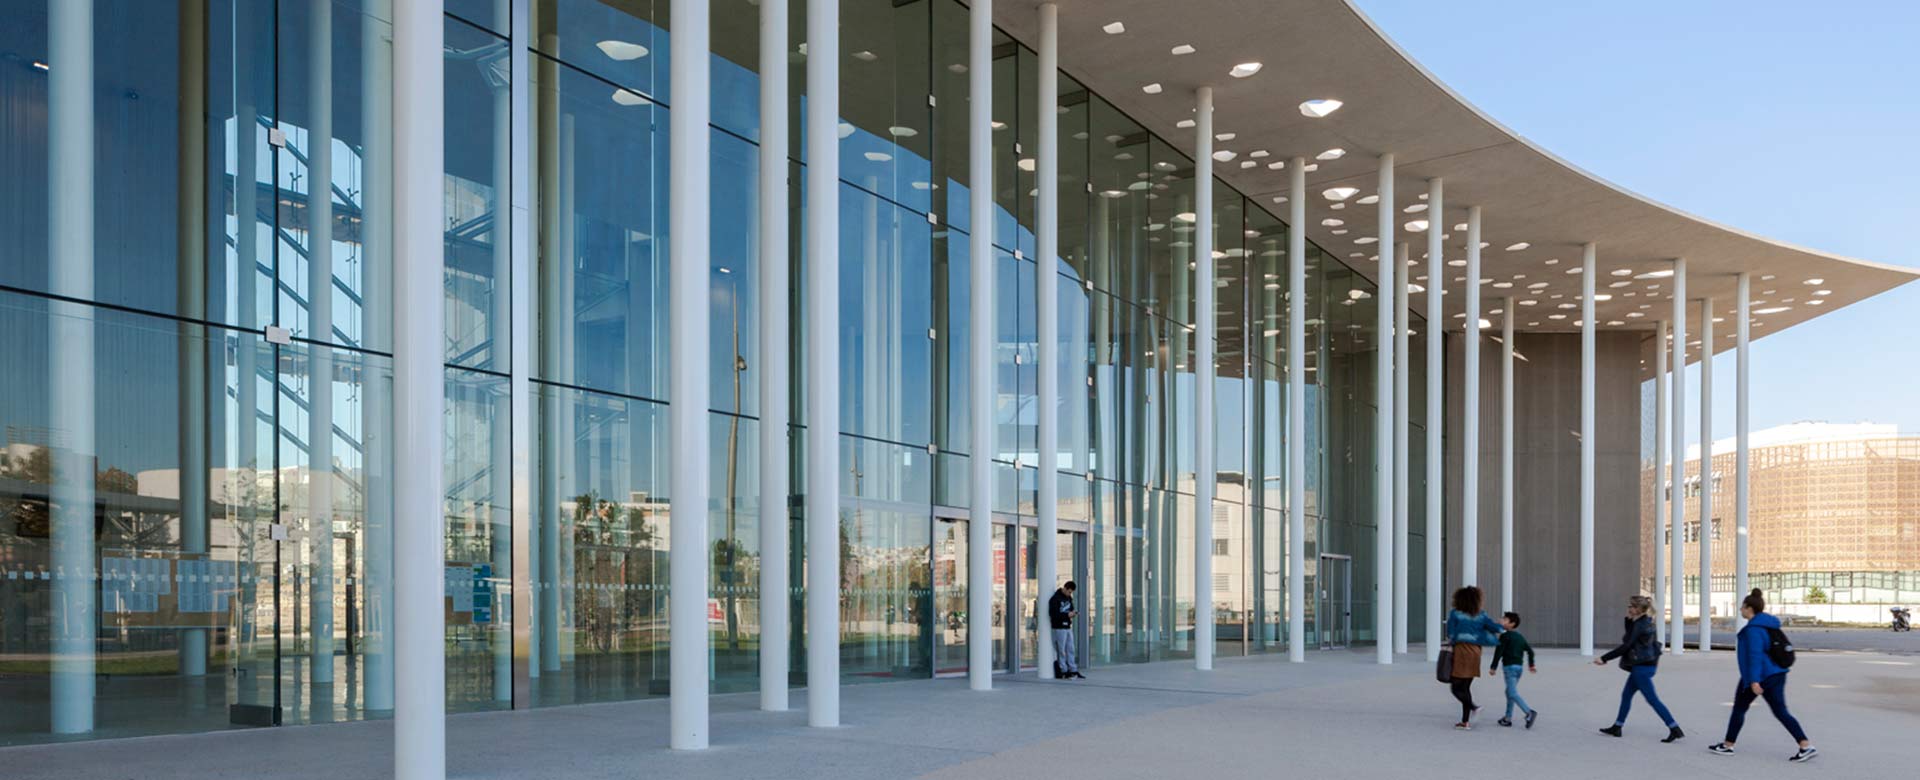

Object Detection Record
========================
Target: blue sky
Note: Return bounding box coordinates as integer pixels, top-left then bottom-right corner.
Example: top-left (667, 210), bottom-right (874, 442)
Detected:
top-left (1353, 0), bottom-right (1920, 448)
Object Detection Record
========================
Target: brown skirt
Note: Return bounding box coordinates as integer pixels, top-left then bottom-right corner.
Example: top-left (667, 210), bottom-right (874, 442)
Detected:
top-left (1450, 643), bottom-right (1483, 680)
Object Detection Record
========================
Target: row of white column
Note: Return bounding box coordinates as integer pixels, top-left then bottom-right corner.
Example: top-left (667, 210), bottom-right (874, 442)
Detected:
top-left (1651, 266), bottom-right (1754, 651)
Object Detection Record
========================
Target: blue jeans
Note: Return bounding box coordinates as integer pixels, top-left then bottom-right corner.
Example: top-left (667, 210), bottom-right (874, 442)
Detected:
top-left (1615, 665), bottom-right (1678, 728)
top-left (1503, 664), bottom-right (1533, 719)
top-left (1725, 672), bottom-right (1807, 744)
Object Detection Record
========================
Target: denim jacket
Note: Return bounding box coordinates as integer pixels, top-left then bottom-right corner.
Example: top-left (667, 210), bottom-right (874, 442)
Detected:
top-left (1447, 610), bottom-right (1504, 647)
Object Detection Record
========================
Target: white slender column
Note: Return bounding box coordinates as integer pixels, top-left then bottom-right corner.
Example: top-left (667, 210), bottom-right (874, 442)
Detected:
top-left (1372, 154), bottom-right (1395, 664)
top-left (1579, 243), bottom-right (1597, 656)
top-left (1424, 179), bottom-right (1444, 662)
top-left (1697, 295), bottom-right (1714, 652)
top-left (1286, 157), bottom-right (1307, 663)
top-left (485, 0), bottom-right (511, 704)
top-left (360, 0), bottom-right (395, 709)
top-left (1036, 2), bottom-right (1061, 679)
top-left (308, 0), bottom-right (338, 688)
top-left (1667, 259), bottom-right (1687, 654)
top-left (965, 0), bottom-right (995, 692)
top-left (1194, 86), bottom-right (1216, 671)
top-left (49, 0), bottom-right (96, 736)
top-left (1654, 319), bottom-right (1669, 645)
top-left (177, 0), bottom-right (211, 680)
top-left (393, 0), bottom-right (446, 775)
top-left (1462, 206), bottom-right (1482, 586)
top-left (1499, 297), bottom-right (1514, 614)
top-left (667, 0), bottom-right (712, 749)
top-left (758, 0), bottom-right (791, 712)
top-left (1393, 242), bottom-right (1410, 653)
top-left (805, 0), bottom-right (844, 726)
top-left (1735, 274), bottom-right (1751, 632)
top-left (534, 30), bottom-right (563, 676)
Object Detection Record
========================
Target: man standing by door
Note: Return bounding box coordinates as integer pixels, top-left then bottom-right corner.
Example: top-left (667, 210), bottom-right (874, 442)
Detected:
top-left (1049, 581), bottom-right (1083, 679)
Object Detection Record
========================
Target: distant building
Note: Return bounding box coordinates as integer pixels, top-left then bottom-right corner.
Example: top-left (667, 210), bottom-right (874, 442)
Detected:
top-left (1642, 422), bottom-right (1920, 622)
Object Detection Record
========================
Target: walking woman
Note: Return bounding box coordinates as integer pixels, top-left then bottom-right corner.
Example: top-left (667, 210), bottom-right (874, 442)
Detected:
top-left (1708, 589), bottom-right (1817, 762)
top-left (1595, 594), bottom-right (1683, 742)
top-left (1446, 586), bottom-right (1503, 730)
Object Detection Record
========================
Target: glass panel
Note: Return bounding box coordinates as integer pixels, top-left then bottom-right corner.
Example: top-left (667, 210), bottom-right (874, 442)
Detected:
top-left (534, 55), bottom-right (665, 400)
top-left (840, 187), bottom-right (934, 446)
top-left (443, 16), bottom-right (510, 371)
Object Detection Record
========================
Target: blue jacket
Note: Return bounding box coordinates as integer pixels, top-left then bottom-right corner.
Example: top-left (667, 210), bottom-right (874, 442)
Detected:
top-left (1447, 610), bottom-right (1504, 647)
top-left (1737, 612), bottom-right (1790, 686)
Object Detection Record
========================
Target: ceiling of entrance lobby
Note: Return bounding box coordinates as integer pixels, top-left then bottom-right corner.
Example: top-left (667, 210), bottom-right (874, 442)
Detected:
top-left (990, 0), bottom-right (1917, 361)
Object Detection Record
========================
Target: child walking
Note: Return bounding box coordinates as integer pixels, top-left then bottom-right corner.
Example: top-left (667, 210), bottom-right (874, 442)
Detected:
top-left (1488, 611), bottom-right (1539, 728)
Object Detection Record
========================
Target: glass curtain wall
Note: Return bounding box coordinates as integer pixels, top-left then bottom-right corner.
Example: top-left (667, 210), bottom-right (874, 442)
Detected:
top-left (0, 0), bottom-right (1426, 745)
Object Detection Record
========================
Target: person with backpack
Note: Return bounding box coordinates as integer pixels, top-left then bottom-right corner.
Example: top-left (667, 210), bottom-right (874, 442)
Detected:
top-left (1707, 589), bottom-right (1817, 762)
top-left (1594, 594), bottom-right (1684, 743)
top-left (1445, 586), bottom-right (1504, 730)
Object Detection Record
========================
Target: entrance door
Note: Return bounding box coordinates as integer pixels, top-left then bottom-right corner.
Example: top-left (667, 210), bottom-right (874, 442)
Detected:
top-left (933, 517), bottom-right (969, 676)
top-left (1318, 554), bottom-right (1352, 650)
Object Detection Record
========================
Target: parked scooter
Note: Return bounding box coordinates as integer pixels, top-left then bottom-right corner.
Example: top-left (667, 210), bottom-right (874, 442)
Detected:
top-left (1893, 607), bottom-right (1912, 632)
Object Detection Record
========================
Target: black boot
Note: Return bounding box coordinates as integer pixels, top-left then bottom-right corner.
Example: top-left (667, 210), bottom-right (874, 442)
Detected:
top-left (1662, 726), bottom-right (1686, 743)
top-left (1598, 725), bottom-right (1623, 738)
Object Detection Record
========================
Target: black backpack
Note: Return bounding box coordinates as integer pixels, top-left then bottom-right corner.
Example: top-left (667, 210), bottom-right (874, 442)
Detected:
top-left (1762, 625), bottom-right (1797, 669)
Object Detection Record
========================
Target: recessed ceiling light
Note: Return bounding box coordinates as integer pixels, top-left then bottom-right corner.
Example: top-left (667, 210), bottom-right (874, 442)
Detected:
top-left (1760, 274), bottom-right (1776, 281)
top-left (1317, 148), bottom-right (1346, 161)
top-left (1505, 242), bottom-right (1530, 251)
top-left (1299, 99), bottom-right (1343, 118)
top-left (1355, 236), bottom-right (1378, 245)
top-left (1215, 132), bottom-right (1236, 142)
top-left (1814, 289), bottom-right (1832, 296)
top-left (1519, 300), bottom-right (1538, 306)
top-left (864, 151), bottom-right (891, 162)
top-left (596, 40), bottom-right (650, 61)
top-left (1321, 218), bottom-right (1345, 227)
top-left (852, 50), bottom-right (878, 62)
top-left (948, 63), bottom-right (968, 74)
top-left (1803, 278), bottom-right (1825, 285)
top-left (1593, 294), bottom-right (1613, 301)
top-left (888, 126), bottom-right (918, 137)
top-left (1610, 281), bottom-right (1631, 288)
top-left (1331, 229), bottom-right (1349, 235)
top-left (1272, 195), bottom-right (1288, 203)
top-left (1330, 203), bottom-right (1346, 210)
top-left (1171, 44), bottom-right (1196, 55)
top-left (1303, 163), bottom-right (1319, 172)
top-left (1267, 161), bottom-right (1285, 170)
top-left (1240, 161), bottom-right (1257, 169)
top-left (1756, 306), bottom-right (1790, 314)
top-left (1404, 204), bottom-right (1428, 213)
top-left (1493, 281), bottom-right (1513, 289)
top-left (1357, 195), bottom-right (1379, 205)
top-left (1322, 187), bottom-right (1359, 201)
top-left (1448, 259), bottom-right (1467, 267)
top-left (1017, 157), bottom-right (1036, 171)
top-left (1212, 150), bottom-right (1237, 162)
top-left (1174, 212), bottom-right (1197, 223)
top-left (1176, 119), bottom-right (1195, 129)
top-left (1142, 83), bottom-right (1163, 94)
top-left (1348, 289), bottom-right (1371, 300)
top-left (991, 120), bottom-right (1008, 130)
top-left (612, 88), bottom-right (650, 106)
top-left (1230, 62), bottom-right (1264, 78)
top-left (1453, 223), bottom-right (1469, 232)
top-left (1100, 190), bottom-right (1127, 199)
top-left (1103, 22), bottom-right (1126, 34)
top-left (1635, 269), bottom-right (1675, 279)
top-left (1549, 314), bottom-right (1567, 320)
top-left (1249, 150), bottom-right (1269, 158)
top-left (1527, 282), bottom-right (1549, 289)
top-left (1405, 220), bottom-right (1429, 232)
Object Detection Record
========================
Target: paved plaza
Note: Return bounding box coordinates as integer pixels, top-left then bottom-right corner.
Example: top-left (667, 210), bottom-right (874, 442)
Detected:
top-left (6, 645), bottom-right (1917, 779)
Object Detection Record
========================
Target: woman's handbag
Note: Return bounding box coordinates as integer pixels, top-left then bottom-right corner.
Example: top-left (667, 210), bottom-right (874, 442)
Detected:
top-left (1436, 643), bottom-right (1455, 683)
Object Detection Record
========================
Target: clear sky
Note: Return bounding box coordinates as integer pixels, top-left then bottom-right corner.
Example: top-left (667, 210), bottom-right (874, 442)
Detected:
top-left (1353, 0), bottom-right (1920, 450)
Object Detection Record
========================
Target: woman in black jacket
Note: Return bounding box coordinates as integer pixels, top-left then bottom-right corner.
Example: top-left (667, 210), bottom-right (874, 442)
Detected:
top-left (1594, 594), bottom-right (1683, 742)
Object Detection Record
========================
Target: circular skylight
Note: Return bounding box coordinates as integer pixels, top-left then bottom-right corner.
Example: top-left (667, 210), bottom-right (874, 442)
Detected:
top-left (596, 40), bottom-right (650, 61)
top-left (1299, 99), bottom-right (1343, 118)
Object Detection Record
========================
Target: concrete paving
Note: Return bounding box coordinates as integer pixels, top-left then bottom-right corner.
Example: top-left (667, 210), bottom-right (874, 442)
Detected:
top-left (5, 647), bottom-right (1917, 779)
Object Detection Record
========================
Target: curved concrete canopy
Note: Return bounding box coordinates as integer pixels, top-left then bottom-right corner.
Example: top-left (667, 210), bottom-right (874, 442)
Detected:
top-left (992, 0), bottom-right (1917, 368)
